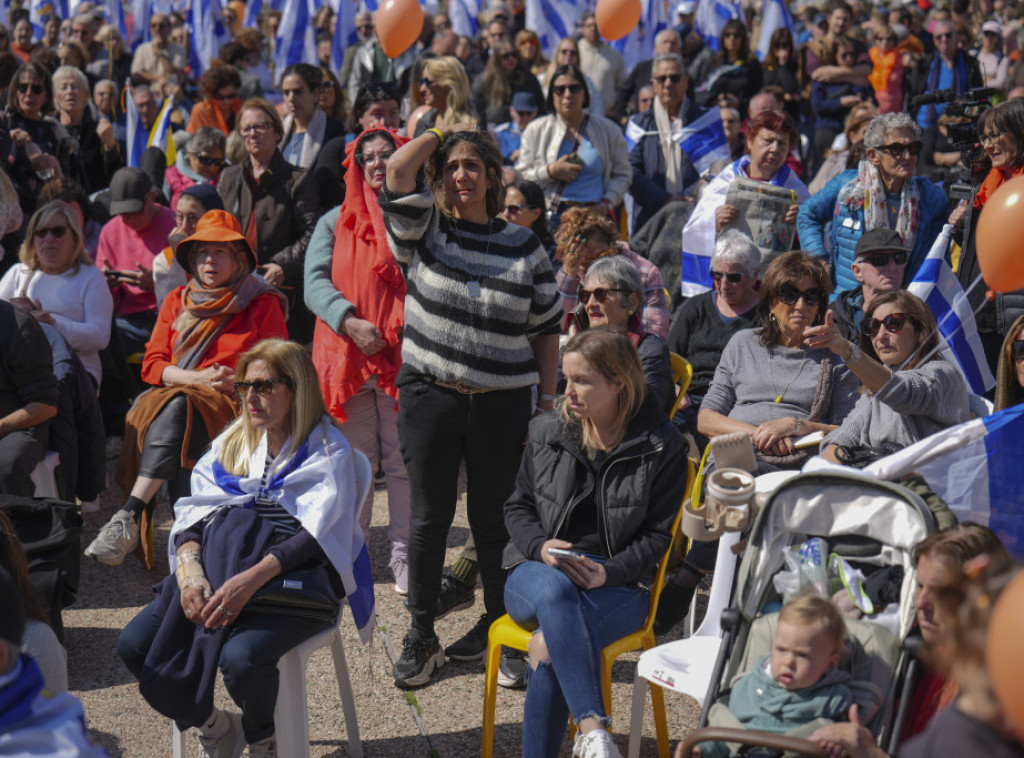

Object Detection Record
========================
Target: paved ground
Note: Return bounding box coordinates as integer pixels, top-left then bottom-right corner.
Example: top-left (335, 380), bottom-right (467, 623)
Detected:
top-left (67, 459), bottom-right (703, 757)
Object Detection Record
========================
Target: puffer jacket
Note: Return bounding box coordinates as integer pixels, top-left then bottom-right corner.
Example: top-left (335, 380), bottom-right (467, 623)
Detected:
top-left (503, 397), bottom-right (686, 588)
top-left (796, 169), bottom-right (948, 294)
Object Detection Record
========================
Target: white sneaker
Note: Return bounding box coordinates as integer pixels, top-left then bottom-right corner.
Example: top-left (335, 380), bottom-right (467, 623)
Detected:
top-left (197, 711), bottom-right (245, 758)
top-left (248, 735), bottom-right (276, 757)
top-left (391, 555), bottom-right (409, 596)
top-left (84, 510), bottom-right (139, 566)
top-left (573, 728), bottom-right (623, 758)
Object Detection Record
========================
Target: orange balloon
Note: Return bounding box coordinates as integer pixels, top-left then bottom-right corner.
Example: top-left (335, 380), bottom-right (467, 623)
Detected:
top-left (595, 0), bottom-right (642, 41)
top-left (975, 173), bottom-right (1024, 293)
top-left (988, 571), bottom-right (1024, 731)
top-left (375, 0), bottom-right (424, 59)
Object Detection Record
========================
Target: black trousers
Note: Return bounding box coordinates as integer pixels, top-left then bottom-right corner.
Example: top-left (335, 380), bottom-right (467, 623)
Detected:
top-left (137, 395), bottom-right (212, 501)
top-left (397, 379), bottom-right (531, 638)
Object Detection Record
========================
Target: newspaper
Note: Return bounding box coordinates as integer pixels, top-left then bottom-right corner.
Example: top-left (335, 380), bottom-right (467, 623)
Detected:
top-left (723, 177), bottom-right (798, 261)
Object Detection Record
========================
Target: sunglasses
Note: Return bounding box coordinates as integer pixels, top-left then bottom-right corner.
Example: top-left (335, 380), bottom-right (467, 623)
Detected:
top-left (877, 36), bottom-right (897, 42)
top-left (1013, 339), bottom-right (1024, 360)
top-left (17, 82), bottom-right (44, 95)
top-left (723, 31), bottom-right (742, 39)
top-left (859, 251), bottom-right (908, 267)
top-left (502, 52), bottom-right (519, 61)
top-left (195, 155), bottom-right (226, 168)
top-left (357, 23), bottom-right (374, 31)
top-left (553, 83), bottom-right (584, 96)
top-left (33, 224), bottom-right (69, 240)
top-left (579, 287), bottom-right (628, 303)
top-left (875, 140), bottom-right (923, 158)
top-left (935, 32), bottom-right (953, 39)
top-left (420, 77), bottom-right (436, 88)
top-left (710, 269), bottom-right (747, 283)
top-left (233, 378), bottom-right (294, 396)
top-left (504, 203), bottom-right (533, 213)
top-left (216, 91), bottom-right (238, 101)
top-left (320, 79), bottom-right (334, 89)
top-left (862, 312), bottom-right (912, 337)
top-left (655, 73), bottom-right (682, 84)
top-left (778, 284), bottom-right (824, 307)
top-left (240, 122), bottom-right (274, 136)
top-left (519, 39), bottom-right (538, 46)
top-left (355, 149), bottom-right (396, 167)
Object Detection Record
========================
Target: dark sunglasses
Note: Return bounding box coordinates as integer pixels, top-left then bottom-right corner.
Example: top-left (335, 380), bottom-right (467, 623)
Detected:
top-left (195, 155), bottom-right (226, 167)
top-left (357, 23), bottom-right (374, 31)
top-left (17, 82), bottom-right (44, 95)
top-left (33, 224), bottom-right (69, 240)
top-left (420, 77), bottom-right (435, 88)
top-left (862, 312), bottom-right (912, 337)
top-left (655, 73), bottom-right (683, 84)
top-left (553, 83), bottom-right (584, 96)
top-left (502, 52), bottom-right (519, 61)
top-left (215, 91), bottom-right (238, 101)
top-left (579, 287), bottom-right (627, 303)
top-left (355, 149), bottom-right (396, 167)
top-left (320, 79), bottom-right (334, 89)
top-left (504, 203), bottom-right (534, 213)
top-left (233, 378), bottom-right (294, 396)
top-left (1013, 340), bottom-right (1024, 359)
top-left (875, 140), bottom-right (923, 158)
top-left (778, 284), bottom-right (824, 307)
top-left (774, 41), bottom-right (792, 48)
top-left (935, 32), bottom-right (953, 39)
top-left (710, 269), bottom-right (747, 283)
top-left (859, 251), bottom-right (908, 267)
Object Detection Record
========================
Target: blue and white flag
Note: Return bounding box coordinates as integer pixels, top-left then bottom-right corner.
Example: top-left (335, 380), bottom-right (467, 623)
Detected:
top-left (130, 0), bottom-right (151, 51)
top-left (449, 0), bottom-right (481, 40)
top-left (864, 404), bottom-right (1024, 557)
top-left (907, 224), bottom-right (996, 395)
top-left (694, 0), bottom-right (740, 51)
top-left (624, 106), bottom-right (729, 174)
top-left (107, 0), bottom-right (128, 45)
top-left (331, 0), bottom-right (359, 74)
top-left (124, 83), bottom-right (149, 169)
top-left (756, 0), bottom-right (795, 60)
top-left (29, 0), bottom-right (66, 40)
top-left (612, 0), bottom-right (668, 72)
top-left (189, 0), bottom-right (231, 76)
top-left (526, 0), bottom-right (585, 59)
top-left (274, 0), bottom-right (316, 84)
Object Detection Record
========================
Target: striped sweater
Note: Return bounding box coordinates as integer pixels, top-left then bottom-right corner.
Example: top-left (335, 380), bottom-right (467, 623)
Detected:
top-left (381, 184), bottom-right (562, 389)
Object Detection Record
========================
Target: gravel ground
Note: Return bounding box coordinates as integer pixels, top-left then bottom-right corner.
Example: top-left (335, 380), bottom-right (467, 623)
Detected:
top-left (67, 459), bottom-right (703, 757)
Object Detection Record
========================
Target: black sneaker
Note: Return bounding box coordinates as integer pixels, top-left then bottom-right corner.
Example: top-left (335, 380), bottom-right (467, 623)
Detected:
top-left (653, 582), bottom-right (696, 636)
top-left (497, 647), bottom-right (528, 689)
top-left (393, 633), bottom-right (445, 688)
top-left (435, 568), bottom-right (475, 619)
top-left (445, 614), bottom-right (490, 661)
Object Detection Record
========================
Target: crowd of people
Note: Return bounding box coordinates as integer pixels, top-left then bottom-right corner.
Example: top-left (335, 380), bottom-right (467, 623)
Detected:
top-left (0, 0), bottom-right (1023, 756)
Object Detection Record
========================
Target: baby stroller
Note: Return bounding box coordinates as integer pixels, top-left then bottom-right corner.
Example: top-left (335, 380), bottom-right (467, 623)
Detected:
top-left (678, 469), bottom-right (939, 757)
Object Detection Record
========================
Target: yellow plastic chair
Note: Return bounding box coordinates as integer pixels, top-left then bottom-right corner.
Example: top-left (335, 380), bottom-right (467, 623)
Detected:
top-left (481, 460), bottom-right (695, 758)
top-left (668, 353), bottom-right (693, 421)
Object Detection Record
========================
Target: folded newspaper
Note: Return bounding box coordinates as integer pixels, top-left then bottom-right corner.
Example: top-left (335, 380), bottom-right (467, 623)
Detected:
top-left (723, 177), bottom-right (798, 260)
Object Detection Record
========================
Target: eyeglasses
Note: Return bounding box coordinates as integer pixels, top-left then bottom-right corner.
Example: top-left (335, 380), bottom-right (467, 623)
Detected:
top-left (935, 32), bottom-right (953, 39)
top-left (557, 48), bottom-right (577, 56)
top-left (859, 251), bottom-right (908, 267)
top-left (233, 378), bottom-right (294, 396)
top-left (502, 52), bottom-right (519, 61)
top-left (216, 91), bottom-right (238, 102)
top-left (655, 73), bottom-right (683, 84)
top-left (420, 76), bottom-right (436, 88)
top-left (981, 132), bottom-right (1008, 144)
top-left (579, 287), bottom-right (628, 303)
top-left (1012, 339), bottom-right (1024, 360)
top-left (357, 23), bottom-right (374, 31)
top-left (778, 284), bottom-right (824, 307)
top-left (240, 122), bottom-right (274, 136)
top-left (774, 41), bottom-right (792, 48)
top-left (195, 154), bottom-right (226, 167)
top-left (17, 82), bottom-right (44, 95)
top-left (355, 149), bottom-right (396, 167)
top-left (875, 140), bottom-right (923, 158)
top-left (553, 83), bottom-right (584, 96)
top-left (33, 224), bottom-right (68, 240)
top-left (862, 312), bottom-right (913, 337)
top-left (503, 203), bottom-right (535, 213)
top-left (709, 269), bottom-right (747, 283)
top-left (320, 79), bottom-right (334, 89)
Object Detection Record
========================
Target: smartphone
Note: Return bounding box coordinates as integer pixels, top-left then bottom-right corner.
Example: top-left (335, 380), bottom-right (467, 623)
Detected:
top-left (546, 547), bottom-right (584, 562)
top-left (572, 303), bottom-right (590, 331)
top-left (566, 152), bottom-right (584, 166)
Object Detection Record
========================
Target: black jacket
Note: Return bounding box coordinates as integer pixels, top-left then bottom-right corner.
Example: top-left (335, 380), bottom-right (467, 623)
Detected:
top-left (503, 398), bottom-right (686, 587)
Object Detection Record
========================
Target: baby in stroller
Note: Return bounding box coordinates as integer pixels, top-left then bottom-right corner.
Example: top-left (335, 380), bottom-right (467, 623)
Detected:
top-left (697, 596), bottom-right (852, 758)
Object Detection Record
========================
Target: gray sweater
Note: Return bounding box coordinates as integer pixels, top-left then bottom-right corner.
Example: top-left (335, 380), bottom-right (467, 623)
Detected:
top-left (822, 359), bottom-right (971, 451)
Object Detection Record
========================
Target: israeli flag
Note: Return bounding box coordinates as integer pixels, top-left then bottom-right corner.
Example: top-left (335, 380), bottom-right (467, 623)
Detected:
top-left (694, 0), bottom-right (740, 51)
top-left (625, 118), bottom-right (645, 151)
top-left (30, 0), bottom-right (66, 40)
top-left (449, 0), bottom-right (481, 40)
top-left (274, 0), bottom-right (316, 85)
top-left (756, 0), bottom-right (795, 60)
top-left (130, 0), bottom-right (151, 51)
top-left (189, 0), bottom-right (231, 76)
top-left (863, 404), bottom-right (1024, 557)
top-left (527, 0), bottom-right (584, 59)
top-left (907, 224), bottom-right (996, 395)
top-left (611, 0), bottom-right (668, 72)
top-left (124, 82), bottom-right (149, 169)
top-left (677, 106), bottom-right (731, 175)
top-left (331, 0), bottom-right (359, 74)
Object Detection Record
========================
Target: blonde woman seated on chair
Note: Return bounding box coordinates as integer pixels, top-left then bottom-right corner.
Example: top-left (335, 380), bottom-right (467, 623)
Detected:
top-left (503, 328), bottom-right (686, 758)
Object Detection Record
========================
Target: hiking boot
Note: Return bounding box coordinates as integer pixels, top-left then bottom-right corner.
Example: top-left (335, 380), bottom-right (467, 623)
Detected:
top-left (445, 614), bottom-right (490, 661)
top-left (497, 647), bottom-right (528, 689)
top-left (248, 736), bottom-right (277, 757)
top-left (84, 509), bottom-right (140, 566)
top-left (435, 568), bottom-right (475, 618)
top-left (572, 728), bottom-right (623, 758)
top-left (393, 633), bottom-right (445, 688)
top-left (653, 581), bottom-right (697, 636)
top-left (196, 711), bottom-right (245, 758)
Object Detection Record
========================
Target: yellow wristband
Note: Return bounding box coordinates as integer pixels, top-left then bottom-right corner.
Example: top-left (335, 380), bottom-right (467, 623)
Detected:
top-left (426, 128), bottom-right (445, 147)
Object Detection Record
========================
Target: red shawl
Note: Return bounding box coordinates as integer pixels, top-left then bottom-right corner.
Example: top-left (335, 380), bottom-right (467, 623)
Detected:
top-left (974, 163), bottom-right (1024, 210)
top-left (312, 127), bottom-right (408, 422)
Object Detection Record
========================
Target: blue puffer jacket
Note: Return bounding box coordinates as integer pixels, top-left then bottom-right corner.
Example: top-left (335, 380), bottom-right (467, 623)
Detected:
top-left (796, 169), bottom-right (949, 294)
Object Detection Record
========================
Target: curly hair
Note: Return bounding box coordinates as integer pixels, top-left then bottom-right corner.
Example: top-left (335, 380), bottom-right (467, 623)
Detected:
top-left (553, 206), bottom-right (618, 262)
top-left (425, 130), bottom-right (506, 219)
top-left (757, 250), bottom-right (832, 346)
top-left (199, 64), bottom-right (241, 102)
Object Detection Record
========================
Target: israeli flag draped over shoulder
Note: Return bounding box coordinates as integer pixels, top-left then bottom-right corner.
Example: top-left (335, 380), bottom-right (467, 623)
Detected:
top-left (625, 107), bottom-right (730, 180)
top-left (169, 417), bottom-right (377, 644)
top-left (907, 223), bottom-right (996, 395)
top-left (680, 156), bottom-right (808, 296)
top-left (755, 0), bottom-right (796, 60)
top-left (694, 0), bottom-right (740, 51)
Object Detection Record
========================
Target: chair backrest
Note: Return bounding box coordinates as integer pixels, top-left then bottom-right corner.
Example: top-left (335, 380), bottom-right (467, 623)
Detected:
top-left (643, 458), bottom-right (695, 630)
top-left (669, 352), bottom-right (694, 420)
top-left (351, 449), bottom-right (373, 521)
top-left (693, 530), bottom-right (742, 639)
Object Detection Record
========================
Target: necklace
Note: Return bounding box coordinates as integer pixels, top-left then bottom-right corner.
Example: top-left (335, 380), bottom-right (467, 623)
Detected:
top-left (768, 344), bottom-right (810, 404)
top-left (450, 217), bottom-right (492, 298)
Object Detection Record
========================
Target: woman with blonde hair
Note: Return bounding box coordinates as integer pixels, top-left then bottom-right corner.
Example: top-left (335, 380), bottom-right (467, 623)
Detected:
top-left (0, 200), bottom-right (112, 388)
top-left (515, 29), bottom-right (548, 77)
top-left (473, 39), bottom-right (545, 128)
top-left (412, 56), bottom-right (480, 137)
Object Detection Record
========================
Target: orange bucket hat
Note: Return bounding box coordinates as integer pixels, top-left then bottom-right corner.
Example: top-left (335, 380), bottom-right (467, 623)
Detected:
top-left (174, 210), bottom-right (257, 275)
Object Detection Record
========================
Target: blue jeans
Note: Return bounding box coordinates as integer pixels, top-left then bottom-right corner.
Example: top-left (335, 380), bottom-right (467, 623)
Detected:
top-left (504, 561), bottom-right (649, 758)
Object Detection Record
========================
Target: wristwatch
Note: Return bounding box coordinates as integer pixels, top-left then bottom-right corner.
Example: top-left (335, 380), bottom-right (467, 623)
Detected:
top-left (847, 342), bottom-right (863, 365)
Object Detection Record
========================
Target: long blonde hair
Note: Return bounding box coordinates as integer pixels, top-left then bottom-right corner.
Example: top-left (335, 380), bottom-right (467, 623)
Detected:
top-left (423, 56), bottom-right (477, 127)
top-left (217, 339), bottom-right (338, 474)
top-left (19, 201), bottom-right (88, 274)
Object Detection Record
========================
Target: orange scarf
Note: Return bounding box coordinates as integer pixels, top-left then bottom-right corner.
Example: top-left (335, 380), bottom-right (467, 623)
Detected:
top-left (974, 164), bottom-right (1024, 210)
top-left (312, 128), bottom-right (408, 422)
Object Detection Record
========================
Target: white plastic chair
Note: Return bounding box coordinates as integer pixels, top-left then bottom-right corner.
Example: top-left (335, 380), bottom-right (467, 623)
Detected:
top-left (30, 451), bottom-right (60, 498)
top-left (627, 531), bottom-right (742, 758)
top-left (173, 447), bottom-right (373, 758)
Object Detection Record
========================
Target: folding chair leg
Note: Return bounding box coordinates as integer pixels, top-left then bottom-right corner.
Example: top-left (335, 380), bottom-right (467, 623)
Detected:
top-left (627, 670), bottom-right (647, 758)
top-left (172, 722), bottom-right (187, 758)
top-left (481, 636), bottom-right (503, 758)
top-left (650, 680), bottom-right (670, 758)
top-left (330, 630), bottom-right (363, 758)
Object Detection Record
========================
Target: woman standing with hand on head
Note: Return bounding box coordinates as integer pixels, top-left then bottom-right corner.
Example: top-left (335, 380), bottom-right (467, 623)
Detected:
top-left (382, 124), bottom-right (561, 689)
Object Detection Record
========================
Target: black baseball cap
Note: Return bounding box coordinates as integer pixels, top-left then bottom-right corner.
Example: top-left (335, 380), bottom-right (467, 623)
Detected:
top-left (854, 228), bottom-right (911, 258)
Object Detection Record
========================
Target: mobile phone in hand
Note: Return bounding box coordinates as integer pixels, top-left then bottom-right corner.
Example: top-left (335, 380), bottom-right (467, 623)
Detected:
top-left (546, 547), bottom-right (584, 562)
